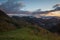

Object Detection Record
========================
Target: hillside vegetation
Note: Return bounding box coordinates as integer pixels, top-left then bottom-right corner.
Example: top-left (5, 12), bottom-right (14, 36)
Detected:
top-left (0, 27), bottom-right (60, 40)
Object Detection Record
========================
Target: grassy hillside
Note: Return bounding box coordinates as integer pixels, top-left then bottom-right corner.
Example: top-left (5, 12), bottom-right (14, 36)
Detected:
top-left (0, 27), bottom-right (60, 40)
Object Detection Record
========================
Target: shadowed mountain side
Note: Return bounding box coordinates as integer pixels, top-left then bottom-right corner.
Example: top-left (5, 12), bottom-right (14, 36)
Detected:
top-left (0, 10), bottom-right (20, 32)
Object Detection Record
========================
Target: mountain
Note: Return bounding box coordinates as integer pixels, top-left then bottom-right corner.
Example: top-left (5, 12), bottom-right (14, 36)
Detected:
top-left (0, 10), bottom-right (19, 32)
top-left (12, 16), bottom-right (60, 34)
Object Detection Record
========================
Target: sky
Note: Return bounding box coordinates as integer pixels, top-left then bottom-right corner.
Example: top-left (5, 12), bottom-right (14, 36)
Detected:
top-left (0, 0), bottom-right (60, 11)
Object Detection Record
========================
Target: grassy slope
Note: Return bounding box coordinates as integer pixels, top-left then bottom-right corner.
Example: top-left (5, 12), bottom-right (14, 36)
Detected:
top-left (0, 27), bottom-right (60, 40)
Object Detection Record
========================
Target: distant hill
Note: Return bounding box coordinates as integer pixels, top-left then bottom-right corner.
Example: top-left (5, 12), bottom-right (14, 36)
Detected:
top-left (12, 16), bottom-right (60, 34)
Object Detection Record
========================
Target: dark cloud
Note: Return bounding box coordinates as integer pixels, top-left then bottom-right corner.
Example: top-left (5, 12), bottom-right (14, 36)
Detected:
top-left (53, 4), bottom-right (60, 10)
top-left (0, 0), bottom-right (24, 12)
top-left (53, 4), bottom-right (60, 8)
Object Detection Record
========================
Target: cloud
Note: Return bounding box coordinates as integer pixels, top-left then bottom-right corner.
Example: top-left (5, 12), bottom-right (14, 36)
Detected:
top-left (53, 4), bottom-right (60, 10)
top-left (0, 0), bottom-right (24, 12)
top-left (53, 4), bottom-right (60, 8)
top-left (0, 3), bottom-right (2, 5)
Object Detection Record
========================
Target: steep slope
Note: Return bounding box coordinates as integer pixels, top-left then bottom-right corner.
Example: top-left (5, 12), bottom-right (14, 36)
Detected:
top-left (0, 10), bottom-right (17, 32)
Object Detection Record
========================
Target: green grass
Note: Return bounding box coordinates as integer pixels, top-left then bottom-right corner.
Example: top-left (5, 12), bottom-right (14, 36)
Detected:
top-left (0, 27), bottom-right (60, 40)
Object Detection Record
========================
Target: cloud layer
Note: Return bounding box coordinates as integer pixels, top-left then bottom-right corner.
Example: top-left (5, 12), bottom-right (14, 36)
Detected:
top-left (0, 0), bottom-right (24, 12)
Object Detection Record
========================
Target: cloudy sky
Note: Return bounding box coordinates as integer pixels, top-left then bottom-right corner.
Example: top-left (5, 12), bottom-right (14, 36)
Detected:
top-left (0, 0), bottom-right (60, 12)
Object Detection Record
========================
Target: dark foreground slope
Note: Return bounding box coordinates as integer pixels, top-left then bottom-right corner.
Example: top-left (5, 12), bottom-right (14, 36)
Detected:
top-left (0, 27), bottom-right (60, 40)
top-left (0, 10), bottom-right (19, 32)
